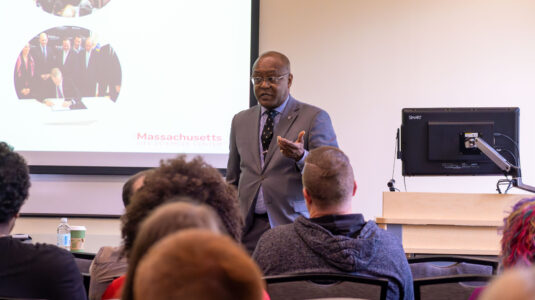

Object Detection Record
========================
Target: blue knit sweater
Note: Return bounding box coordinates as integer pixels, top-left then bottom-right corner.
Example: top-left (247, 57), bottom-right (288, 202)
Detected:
top-left (252, 215), bottom-right (414, 300)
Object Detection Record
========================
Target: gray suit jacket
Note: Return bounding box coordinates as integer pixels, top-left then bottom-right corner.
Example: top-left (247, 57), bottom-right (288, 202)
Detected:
top-left (226, 96), bottom-right (338, 231)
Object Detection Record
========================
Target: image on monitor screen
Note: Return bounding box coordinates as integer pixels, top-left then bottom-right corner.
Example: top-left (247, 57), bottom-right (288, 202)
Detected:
top-left (401, 107), bottom-right (520, 176)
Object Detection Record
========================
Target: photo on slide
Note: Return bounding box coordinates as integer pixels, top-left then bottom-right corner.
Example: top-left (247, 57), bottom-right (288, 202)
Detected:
top-left (34, 0), bottom-right (112, 18)
top-left (14, 26), bottom-right (122, 111)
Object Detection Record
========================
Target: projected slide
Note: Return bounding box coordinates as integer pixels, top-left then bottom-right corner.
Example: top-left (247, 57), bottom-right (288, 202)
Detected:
top-left (1, 1), bottom-right (254, 169)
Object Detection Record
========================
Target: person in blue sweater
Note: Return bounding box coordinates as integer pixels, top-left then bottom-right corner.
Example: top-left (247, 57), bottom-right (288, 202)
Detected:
top-left (253, 146), bottom-right (414, 300)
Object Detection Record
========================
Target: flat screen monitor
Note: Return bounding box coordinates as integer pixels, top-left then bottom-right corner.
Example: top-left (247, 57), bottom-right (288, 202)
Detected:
top-left (401, 107), bottom-right (520, 176)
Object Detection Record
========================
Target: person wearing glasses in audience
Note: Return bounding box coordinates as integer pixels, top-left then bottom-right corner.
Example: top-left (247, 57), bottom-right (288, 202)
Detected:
top-left (226, 51), bottom-right (338, 253)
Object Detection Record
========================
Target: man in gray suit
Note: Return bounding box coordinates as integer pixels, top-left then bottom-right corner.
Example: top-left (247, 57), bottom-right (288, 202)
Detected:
top-left (226, 51), bottom-right (338, 252)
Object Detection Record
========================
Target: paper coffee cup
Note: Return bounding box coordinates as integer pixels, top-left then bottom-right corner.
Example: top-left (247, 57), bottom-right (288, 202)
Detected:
top-left (70, 226), bottom-right (86, 252)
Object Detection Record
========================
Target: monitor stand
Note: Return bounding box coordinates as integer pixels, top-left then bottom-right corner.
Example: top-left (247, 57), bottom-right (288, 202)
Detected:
top-left (474, 137), bottom-right (535, 194)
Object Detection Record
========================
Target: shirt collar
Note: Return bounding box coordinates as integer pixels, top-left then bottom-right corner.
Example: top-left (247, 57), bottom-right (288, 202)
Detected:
top-left (260, 94), bottom-right (290, 115)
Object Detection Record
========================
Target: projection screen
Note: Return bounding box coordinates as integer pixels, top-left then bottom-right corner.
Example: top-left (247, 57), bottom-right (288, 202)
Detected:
top-left (1, 0), bottom-right (258, 173)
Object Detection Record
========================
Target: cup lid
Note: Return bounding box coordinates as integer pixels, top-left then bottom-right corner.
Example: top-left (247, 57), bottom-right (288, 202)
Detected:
top-left (70, 226), bottom-right (86, 231)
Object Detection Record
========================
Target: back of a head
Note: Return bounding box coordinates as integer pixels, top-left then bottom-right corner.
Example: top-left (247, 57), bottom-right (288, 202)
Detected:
top-left (302, 146), bottom-right (354, 209)
top-left (480, 266), bottom-right (535, 300)
top-left (121, 169), bottom-right (152, 207)
top-left (121, 155), bottom-right (243, 256)
top-left (0, 142), bottom-right (30, 224)
top-left (501, 197), bottom-right (535, 268)
top-left (133, 229), bottom-right (264, 300)
top-left (121, 201), bottom-right (224, 300)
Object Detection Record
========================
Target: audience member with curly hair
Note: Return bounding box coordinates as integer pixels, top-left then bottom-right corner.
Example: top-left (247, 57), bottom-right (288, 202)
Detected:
top-left (0, 142), bottom-right (86, 299)
top-left (120, 155), bottom-right (243, 257)
top-left (88, 169), bottom-right (153, 300)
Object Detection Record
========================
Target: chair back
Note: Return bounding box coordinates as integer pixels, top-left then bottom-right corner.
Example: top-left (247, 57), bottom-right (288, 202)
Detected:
top-left (413, 274), bottom-right (493, 300)
top-left (82, 272), bottom-right (91, 296)
top-left (264, 273), bottom-right (388, 300)
top-left (72, 252), bottom-right (95, 297)
top-left (408, 255), bottom-right (499, 279)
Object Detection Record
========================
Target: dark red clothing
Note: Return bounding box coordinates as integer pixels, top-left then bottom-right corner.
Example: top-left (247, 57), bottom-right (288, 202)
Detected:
top-left (101, 274), bottom-right (124, 299)
top-left (101, 274), bottom-right (271, 300)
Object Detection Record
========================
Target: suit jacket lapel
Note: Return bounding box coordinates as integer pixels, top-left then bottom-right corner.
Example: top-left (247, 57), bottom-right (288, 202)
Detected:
top-left (263, 96), bottom-right (300, 169)
top-left (250, 106), bottom-right (262, 172)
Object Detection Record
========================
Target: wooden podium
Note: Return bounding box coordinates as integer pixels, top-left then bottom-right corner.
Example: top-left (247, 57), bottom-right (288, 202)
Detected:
top-left (375, 192), bottom-right (530, 255)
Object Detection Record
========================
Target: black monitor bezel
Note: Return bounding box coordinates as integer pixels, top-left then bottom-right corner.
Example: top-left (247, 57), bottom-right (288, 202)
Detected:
top-left (401, 107), bottom-right (520, 176)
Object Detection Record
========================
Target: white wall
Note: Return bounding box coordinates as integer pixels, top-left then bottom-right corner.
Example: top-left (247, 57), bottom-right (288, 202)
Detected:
top-left (18, 0), bottom-right (535, 237)
top-left (259, 0), bottom-right (535, 219)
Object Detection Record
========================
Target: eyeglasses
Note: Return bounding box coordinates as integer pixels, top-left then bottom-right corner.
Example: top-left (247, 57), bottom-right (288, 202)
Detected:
top-left (250, 74), bottom-right (289, 85)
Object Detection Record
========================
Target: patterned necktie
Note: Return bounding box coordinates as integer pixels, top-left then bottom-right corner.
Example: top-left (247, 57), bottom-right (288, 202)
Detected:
top-left (261, 110), bottom-right (277, 157)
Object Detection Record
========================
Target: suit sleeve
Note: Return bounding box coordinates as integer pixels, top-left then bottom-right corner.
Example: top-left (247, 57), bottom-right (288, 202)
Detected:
top-left (308, 109), bottom-right (338, 150)
top-left (226, 115), bottom-right (240, 187)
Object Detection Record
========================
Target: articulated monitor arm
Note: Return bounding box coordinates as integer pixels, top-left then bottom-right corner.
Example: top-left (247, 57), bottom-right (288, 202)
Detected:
top-left (474, 137), bottom-right (535, 194)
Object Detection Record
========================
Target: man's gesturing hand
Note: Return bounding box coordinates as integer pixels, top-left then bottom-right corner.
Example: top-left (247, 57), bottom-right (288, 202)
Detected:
top-left (277, 131), bottom-right (305, 161)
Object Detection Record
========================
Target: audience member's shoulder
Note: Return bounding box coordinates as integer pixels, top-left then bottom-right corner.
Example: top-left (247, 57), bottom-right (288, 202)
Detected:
top-left (5, 237), bottom-right (67, 256)
top-left (94, 245), bottom-right (124, 263)
top-left (260, 222), bottom-right (295, 240)
top-left (33, 242), bottom-right (76, 261)
top-left (5, 238), bottom-right (77, 270)
top-left (363, 220), bottom-right (404, 248)
top-left (255, 223), bottom-right (295, 253)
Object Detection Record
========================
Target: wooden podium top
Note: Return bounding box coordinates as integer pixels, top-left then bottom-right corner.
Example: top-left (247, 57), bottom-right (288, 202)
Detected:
top-left (381, 192), bottom-right (529, 221)
top-left (377, 192), bottom-right (532, 255)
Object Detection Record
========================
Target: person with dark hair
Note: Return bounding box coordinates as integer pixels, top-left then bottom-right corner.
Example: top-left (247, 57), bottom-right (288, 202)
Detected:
top-left (133, 229), bottom-right (265, 300)
top-left (117, 200), bottom-right (224, 300)
top-left (0, 142), bottom-right (86, 300)
top-left (227, 50), bottom-right (338, 253)
top-left (56, 38), bottom-right (78, 84)
top-left (121, 155), bottom-right (243, 258)
top-left (73, 36), bottom-right (83, 53)
top-left (101, 156), bottom-right (242, 298)
top-left (14, 43), bottom-right (36, 99)
top-left (88, 169), bottom-right (151, 300)
top-left (121, 169), bottom-right (151, 208)
top-left (253, 146), bottom-right (413, 300)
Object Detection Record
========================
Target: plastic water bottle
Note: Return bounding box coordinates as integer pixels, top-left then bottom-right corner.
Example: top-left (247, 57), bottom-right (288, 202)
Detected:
top-left (57, 218), bottom-right (71, 251)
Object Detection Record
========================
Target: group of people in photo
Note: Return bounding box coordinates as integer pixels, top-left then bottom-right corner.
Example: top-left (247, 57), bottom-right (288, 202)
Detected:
top-left (35, 0), bottom-right (110, 18)
top-left (14, 29), bottom-right (121, 106)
